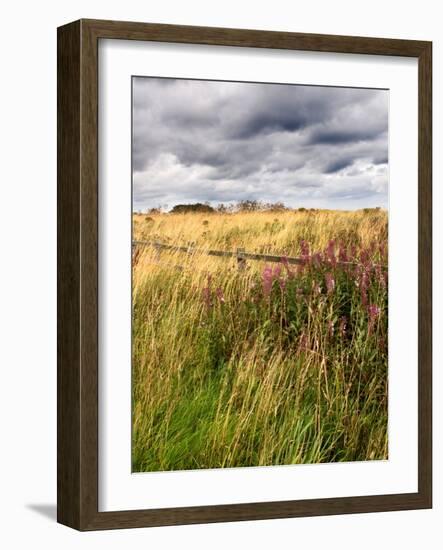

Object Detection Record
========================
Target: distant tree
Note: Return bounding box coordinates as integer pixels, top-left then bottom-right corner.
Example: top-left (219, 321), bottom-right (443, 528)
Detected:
top-left (147, 207), bottom-right (161, 215)
top-left (235, 200), bottom-right (288, 212)
top-left (237, 199), bottom-right (263, 212)
top-left (216, 203), bottom-right (228, 213)
top-left (170, 203), bottom-right (215, 214)
top-left (265, 201), bottom-right (287, 212)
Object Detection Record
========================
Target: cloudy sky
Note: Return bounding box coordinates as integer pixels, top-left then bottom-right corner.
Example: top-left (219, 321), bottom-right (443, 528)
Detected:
top-left (132, 77), bottom-right (388, 211)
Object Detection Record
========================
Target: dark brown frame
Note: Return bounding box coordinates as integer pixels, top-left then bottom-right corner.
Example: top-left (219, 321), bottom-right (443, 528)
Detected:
top-left (57, 18), bottom-right (432, 531)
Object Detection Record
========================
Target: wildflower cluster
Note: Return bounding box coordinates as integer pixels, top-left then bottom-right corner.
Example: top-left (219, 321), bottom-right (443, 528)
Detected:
top-left (201, 239), bottom-right (387, 351)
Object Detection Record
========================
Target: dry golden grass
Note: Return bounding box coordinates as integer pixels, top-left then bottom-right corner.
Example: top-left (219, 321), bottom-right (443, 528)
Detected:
top-left (133, 209), bottom-right (386, 255)
top-left (132, 209), bottom-right (388, 472)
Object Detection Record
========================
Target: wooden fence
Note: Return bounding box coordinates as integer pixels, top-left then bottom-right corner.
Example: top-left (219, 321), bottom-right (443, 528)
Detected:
top-left (132, 240), bottom-right (371, 270)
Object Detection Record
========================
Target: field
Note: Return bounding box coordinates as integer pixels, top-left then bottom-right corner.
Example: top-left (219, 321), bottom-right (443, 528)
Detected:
top-left (132, 208), bottom-right (388, 472)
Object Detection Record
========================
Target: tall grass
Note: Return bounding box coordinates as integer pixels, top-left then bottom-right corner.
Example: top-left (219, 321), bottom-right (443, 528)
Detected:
top-left (132, 209), bottom-right (388, 471)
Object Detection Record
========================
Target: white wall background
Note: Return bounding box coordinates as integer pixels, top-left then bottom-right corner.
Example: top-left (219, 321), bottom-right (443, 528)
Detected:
top-left (0, 1), bottom-right (440, 547)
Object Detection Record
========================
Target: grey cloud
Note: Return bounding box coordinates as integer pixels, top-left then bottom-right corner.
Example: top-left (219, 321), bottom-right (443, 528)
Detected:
top-left (324, 158), bottom-right (355, 174)
top-left (372, 155), bottom-right (388, 165)
top-left (132, 77), bottom-right (388, 210)
top-left (308, 128), bottom-right (383, 145)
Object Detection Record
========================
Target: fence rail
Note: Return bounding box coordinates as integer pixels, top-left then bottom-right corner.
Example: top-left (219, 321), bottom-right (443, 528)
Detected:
top-left (132, 239), bottom-right (372, 269)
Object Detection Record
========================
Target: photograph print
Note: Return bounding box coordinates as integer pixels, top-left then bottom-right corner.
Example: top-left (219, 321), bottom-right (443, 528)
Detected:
top-left (131, 77), bottom-right (388, 473)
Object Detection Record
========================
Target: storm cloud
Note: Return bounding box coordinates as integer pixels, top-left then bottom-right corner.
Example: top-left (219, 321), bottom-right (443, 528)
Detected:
top-left (132, 77), bottom-right (388, 211)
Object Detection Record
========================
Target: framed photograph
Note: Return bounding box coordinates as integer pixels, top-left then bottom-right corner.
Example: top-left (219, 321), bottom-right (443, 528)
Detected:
top-left (57, 19), bottom-right (432, 530)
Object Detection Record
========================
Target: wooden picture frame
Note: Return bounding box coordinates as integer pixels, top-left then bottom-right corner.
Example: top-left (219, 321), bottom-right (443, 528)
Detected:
top-left (57, 18), bottom-right (432, 530)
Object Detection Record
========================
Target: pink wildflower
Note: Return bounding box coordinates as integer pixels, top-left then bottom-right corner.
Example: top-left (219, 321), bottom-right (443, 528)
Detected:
top-left (375, 264), bottom-right (387, 289)
top-left (326, 240), bottom-right (337, 266)
top-left (300, 240), bottom-right (311, 264)
top-left (281, 256), bottom-right (294, 279)
top-left (360, 248), bottom-right (371, 267)
top-left (349, 244), bottom-right (356, 260)
top-left (325, 272), bottom-right (335, 294)
top-left (262, 266), bottom-right (273, 297)
top-left (311, 252), bottom-right (323, 267)
top-left (355, 265), bottom-right (370, 305)
top-left (338, 245), bottom-right (348, 263)
top-left (367, 304), bottom-right (381, 335)
top-left (270, 265), bottom-right (287, 292)
top-left (300, 240), bottom-right (310, 257)
top-left (215, 287), bottom-right (225, 304)
top-left (368, 304), bottom-right (380, 319)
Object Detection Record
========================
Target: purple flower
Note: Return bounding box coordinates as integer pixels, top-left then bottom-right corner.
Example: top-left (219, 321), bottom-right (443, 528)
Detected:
top-left (202, 288), bottom-right (212, 309)
top-left (262, 266), bottom-right (274, 297)
top-left (338, 245), bottom-right (348, 263)
top-left (326, 240), bottom-right (336, 266)
top-left (300, 240), bottom-right (311, 264)
top-left (360, 248), bottom-right (371, 267)
top-left (215, 287), bottom-right (225, 303)
top-left (367, 304), bottom-right (381, 335)
top-left (278, 276), bottom-right (287, 292)
top-left (361, 292), bottom-right (368, 306)
top-left (368, 304), bottom-right (380, 319)
top-left (311, 252), bottom-right (323, 267)
top-left (325, 272), bottom-right (335, 294)
top-left (300, 240), bottom-right (310, 257)
top-left (375, 264), bottom-right (388, 289)
top-left (281, 256), bottom-right (294, 279)
top-left (271, 265), bottom-right (288, 292)
top-left (359, 270), bottom-right (369, 306)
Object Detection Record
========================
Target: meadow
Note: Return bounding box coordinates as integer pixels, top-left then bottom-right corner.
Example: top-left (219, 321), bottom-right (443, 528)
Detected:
top-left (132, 208), bottom-right (388, 472)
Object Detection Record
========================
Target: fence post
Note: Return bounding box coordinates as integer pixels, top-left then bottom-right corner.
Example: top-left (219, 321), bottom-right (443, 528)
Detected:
top-left (237, 247), bottom-right (246, 271)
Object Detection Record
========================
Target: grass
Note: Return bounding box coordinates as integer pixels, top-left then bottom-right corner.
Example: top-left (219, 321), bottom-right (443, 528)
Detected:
top-left (132, 209), bottom-right (388, 471)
